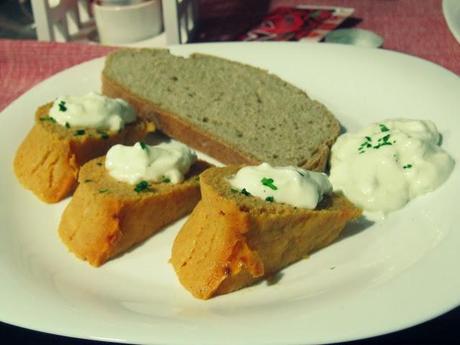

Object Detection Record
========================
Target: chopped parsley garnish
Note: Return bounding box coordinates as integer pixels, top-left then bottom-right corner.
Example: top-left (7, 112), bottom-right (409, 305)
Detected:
top-left (297, 171), bottom-right (305, 177)
top-left (65, 122), bottom-right (70, 128)
top-left (39, 116), bottom-right (56, 123)
top-left (96, 162), bottom-right (103, 166)
top-left (140, 142), bottom-right (148, 150)
top-left (379, 124), bottom-right (390, 132)
top-left (58, 101), bottom-right (67, 112)
top-left (230, 188), bottom-right (239, 193)
top-left (161, 176), bottom-right (171, 183)
top-left (74, 129), bottom-right (85, 136)
top-left (373, 134), bottom-right (392, 149)
top-left (241, 188), bottom-right (251, 196)
top-left (134, 180), bottom-right (151, 193)
top-left (358, 136), bottom-right (373, 153)
top-left (265, 196), bottom-right (274, 202)
top-left (261, 177), bottom-right (278, 190)
top-left (96, 129), bottom-right (109, 140)
top-left (84, 179), bottom-right (93, 183)
top-left (403, 164), bottom-right (413, 169)
top-left (358, 125), bottom-right (396, 154)
top-left (98, 189), bottom-right (109, 194)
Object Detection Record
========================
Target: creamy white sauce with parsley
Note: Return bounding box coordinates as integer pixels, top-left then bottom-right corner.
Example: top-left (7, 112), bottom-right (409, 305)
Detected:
top-left (329, 119), bottom-right (455, 215)
top-left (49, 92), bottom-right (136, 131)
top-left (228, 163), bottom-right (332, 209)
top-left (105, 141), bottom-right (197, 185)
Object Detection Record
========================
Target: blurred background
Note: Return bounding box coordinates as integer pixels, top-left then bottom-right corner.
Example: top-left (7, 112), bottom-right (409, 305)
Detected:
top-left (0, 0), bottom-right (340, 45)
top-left (0, 0), bottom-right (36, 39)
top-left (0, 0), bottom-right (271, 42)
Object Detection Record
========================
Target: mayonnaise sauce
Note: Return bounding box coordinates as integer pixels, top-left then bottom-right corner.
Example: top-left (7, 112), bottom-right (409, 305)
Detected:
top-left (329, 119), bottom-right (454, 216)
top-left (49, 92), bottom-right (136, 131)
top-left (228, 163), bottom-right (332, 209)
top-left (105, 141), bottom-right (197, 185)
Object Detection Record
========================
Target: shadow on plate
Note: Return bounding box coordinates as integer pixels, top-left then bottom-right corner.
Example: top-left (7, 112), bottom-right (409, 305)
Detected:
top-left (339, 216), bottom-right (374, 240)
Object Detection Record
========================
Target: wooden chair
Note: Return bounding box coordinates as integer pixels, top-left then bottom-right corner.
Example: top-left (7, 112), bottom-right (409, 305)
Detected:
top-left (31, 0), bottom-right (96, 42)
top-left (31, 0), bottom-right (197, 44)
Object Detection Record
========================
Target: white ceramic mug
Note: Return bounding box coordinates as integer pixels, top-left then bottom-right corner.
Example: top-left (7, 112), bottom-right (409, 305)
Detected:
top-left (93, 0), bottom-right (163, 45)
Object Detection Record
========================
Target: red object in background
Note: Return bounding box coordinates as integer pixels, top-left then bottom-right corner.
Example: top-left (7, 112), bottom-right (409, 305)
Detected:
top-left (240, 7), bottom-right (336, 41)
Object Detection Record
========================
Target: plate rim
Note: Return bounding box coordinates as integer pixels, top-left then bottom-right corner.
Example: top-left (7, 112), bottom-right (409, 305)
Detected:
top-left (1, 41), bottom-right (460, 345)
top-left (443, 0), bottom-right (460, 44)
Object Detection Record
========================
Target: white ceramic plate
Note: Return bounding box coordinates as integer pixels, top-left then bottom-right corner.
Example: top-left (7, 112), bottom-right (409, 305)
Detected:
top-left (1, 42), bottom-right (459, 345)
top-left (443, 0), bottom-right (460, 43)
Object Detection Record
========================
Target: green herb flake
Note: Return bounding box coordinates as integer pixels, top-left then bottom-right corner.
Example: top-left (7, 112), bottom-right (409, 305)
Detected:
top-left (134, 180), bottom-right (151, 193)
top-left (139, 142), bottom-right (148, 150)
top-left (241, 188), bottom-right (251, 196)
top-left (65, 122), bottom-right (70, 128)
top-left (372, 133), bottom-right (395, 150)
top-left (265, 196), bottom-right (274, 202)
top-left (161, 176), bottom-right (171, 183)
top-left (96, 129), bottom-right (109, 140)
top-left (96, 162), bottom-right (103, 166)
top-left (358, 136), bottom-right (373, 153)
top-left (98, 189), bottom-right (109, 194)
top-left (403, 164), bottom-right (413, 169)
top-left (58, 101), bottom-right (67, 112)
top-left (84, 179), bottom-right (93, 183)
top-left (381, 134), bottom-right (391, 142)
top-left (74, 129), bottom-right (86, 136)
top-left (379, 124), bottom-right (390, 132)
top-left (39, 116), bottom-right (56, 123)
top-left (230, 188), bottom-right (239, 193)
top-left (297, 171), bottom-right (305, 177)
top-left (261, 177), bottom-right (278, 190)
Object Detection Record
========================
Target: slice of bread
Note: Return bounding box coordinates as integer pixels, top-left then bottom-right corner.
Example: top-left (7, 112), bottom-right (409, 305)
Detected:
top-left (58, 156), bottom-right (211, 267)
top-left (102, 48), bottom-right (340, 171)
top-left (13, 103), bottom-right (155, 203)
top-left (171, 166), bottom-right (361, 299)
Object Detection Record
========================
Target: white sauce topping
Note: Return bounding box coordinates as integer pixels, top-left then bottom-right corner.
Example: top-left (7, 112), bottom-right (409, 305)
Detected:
top-left (329, 119), bottom-right (455, 216)
top-left (49, 92), bottom-right (136, 131)
top-left (228, 162), bottom-right (332, 209)
top-left (105, 141), bottom-right (197, 185)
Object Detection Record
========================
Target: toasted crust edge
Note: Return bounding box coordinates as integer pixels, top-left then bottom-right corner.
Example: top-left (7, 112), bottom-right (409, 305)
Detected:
top-left (171, 165), bottom-right (362, 299)
top-left (102, 71), bottom-right (336, 171)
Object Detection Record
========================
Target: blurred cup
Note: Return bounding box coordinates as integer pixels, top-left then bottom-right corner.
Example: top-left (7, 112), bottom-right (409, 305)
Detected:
top-left (93, 0), bottom-right (163, 45)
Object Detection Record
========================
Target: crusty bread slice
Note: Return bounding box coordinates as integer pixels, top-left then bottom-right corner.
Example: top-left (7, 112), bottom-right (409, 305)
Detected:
top-left (58, 156), bottom-right (211, 267)
top-left (13, 103), bottom-right (155, 203)
top-left (102, 48), bottom-right (340, 171)
top-left (171, 166), bottom-right (361, 299)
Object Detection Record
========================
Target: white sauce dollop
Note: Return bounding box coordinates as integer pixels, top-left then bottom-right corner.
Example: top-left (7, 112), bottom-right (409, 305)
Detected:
top-left (49, 92), bottom-right (136, 131)
top-left (329, 119), bottom-right (454, 216)
top-left (228, 162), bottom-right (332, 209)
top-left (105, 141), bottom-right (197, 185)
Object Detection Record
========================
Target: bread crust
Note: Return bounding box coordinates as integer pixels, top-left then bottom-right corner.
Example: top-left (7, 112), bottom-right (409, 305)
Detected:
top-left (171, 166), bottom-right (361, 299)
top-left (59, 157), bottom-right (211, 266)
top-left (102, 69), bottom-right (333, 172)
top-left (13, 103), bottom-right (155, 203)
top-left (102, 75), bottom-right (260, 163)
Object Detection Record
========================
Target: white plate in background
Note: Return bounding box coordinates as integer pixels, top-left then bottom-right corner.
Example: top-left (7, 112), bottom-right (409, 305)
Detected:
top-left (0, 42), bottom-right (460, 345)
top-left (443, 0), bottom-right (460, 43)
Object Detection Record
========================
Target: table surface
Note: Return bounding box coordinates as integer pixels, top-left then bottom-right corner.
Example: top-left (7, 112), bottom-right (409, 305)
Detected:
top-left (1, 0), bottom-right (459, 344)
